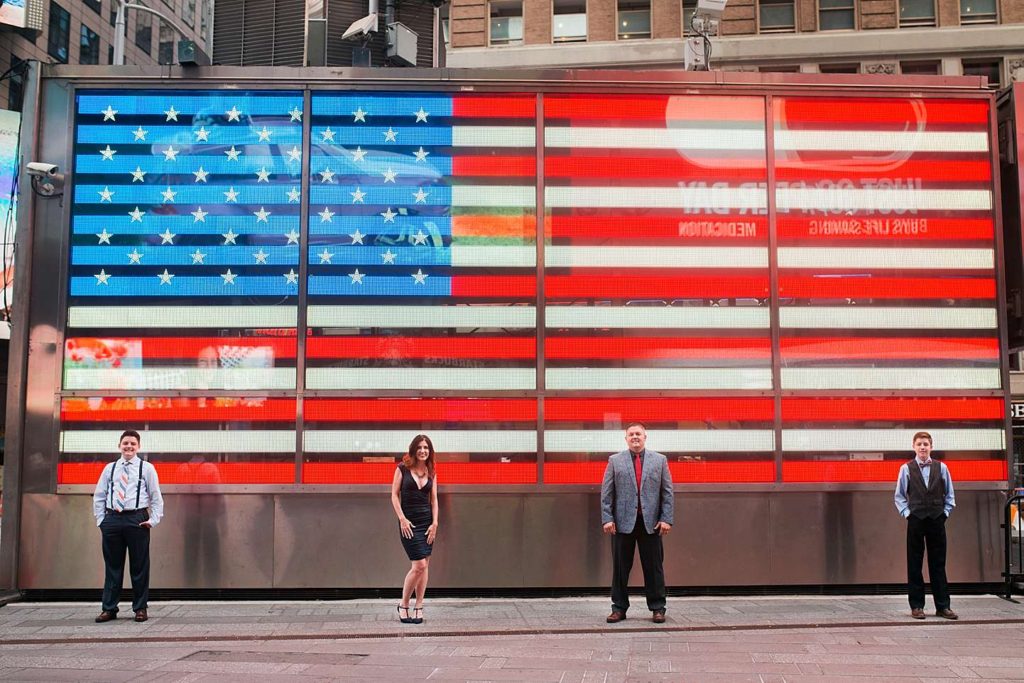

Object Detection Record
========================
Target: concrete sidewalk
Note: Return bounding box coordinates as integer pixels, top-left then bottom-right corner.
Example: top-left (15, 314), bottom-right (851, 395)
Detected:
top-left (0, 595), bottom-right (1022, 681)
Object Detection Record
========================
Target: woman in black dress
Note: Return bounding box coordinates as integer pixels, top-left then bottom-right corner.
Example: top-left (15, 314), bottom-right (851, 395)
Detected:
top-left (390, 434), bottom-right (438, 624)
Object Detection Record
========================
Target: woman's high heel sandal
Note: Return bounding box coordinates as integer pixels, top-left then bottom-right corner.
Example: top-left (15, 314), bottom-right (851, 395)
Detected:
top-left (397, 605), bottom-right (412, 624)
top-left (412, 606), bottom-right (424, 624)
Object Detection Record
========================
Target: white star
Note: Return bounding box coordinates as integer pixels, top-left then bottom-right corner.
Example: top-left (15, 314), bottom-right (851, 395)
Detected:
top-left (223, 187), bottom-right (239, 202)
top-left (194, 126), bottom-right (210, 142)
top-left (159, 229), bottom-right (176, 244)
top-left (318, 249), bottom-right (334, 264)
top-left (411, 229), bottom-right (428, 245)
top-left (221, 229), bottom-right (238, 245)
top-left (349, 229), bottom-right (365, 245)
top-left (157, 269), bottom-right (174, 285)
top-left (161, 187), bottom-right (177, 203)
top-left (193, 167), bottom-right (209, 182)
top-left (350, 187), bottom-right (366, 203)
top-left (286, 146), bottom-right (301, 162)
top-left (94, 269), bottom-right (111, 285)
top-left (224, 145), bottom-right (241, 161)
top-left (353, 107), bottom-right (367, 122)
top-left (162, 146), bottom-right (179, 161)
top-left (381, 249), bottom-right (396, 264)
top-left (411, 269), bottom-right (428, 284)
top-left (98, 187), bottom-right (114, 202)
top-left (284, 269), bottom-right (299, 284)
top-left (289, 107), bottom-right (302, 122)
top-left (352, 146), bottom-right (368, 162)
top-left (414, 107), bottom-right (429, 122)
top-left (413, 188), bottom-right (429, 204)
top-left (132, 126), bottom-right (147, 141)
top-left (100, 145), bottom-right (117, 161)
top-left (286, 187), bottom-right (301, 203)
top-left (256, 167), bottom-right (271, 182)
top-left (381, 207), bottom-right (397, 223)
top-left (383, 127), bottom-right (397, 142)
top-left (101, 105), bottom-right (117, 121)
top-left (257, 126), bottom-right (272, 142)
top-left (413, 146), bottom-right (429, 162)
top-left (191, 249), bottom-right (207, 264)
top-left (319, 207), bottom-right (334, 222)
top-left (96, 229), bottom-right (113, 244)
top-left (319, 168), bottom-right (335, 183)
top-left (128, 207), bottom-right (145, 222)
top-left (382, 167), bottom-right (397, 183)
top-left (164, 105), bottom-right (179, 121)
top-left (349, 269), bottom-right (365, 285)
top-left (321, 127), bottom-right (335, 143)
top-left (131, 166), bottom-right (147, 182)
top-left (254, 207), bottom-right (271, 222)
top-left (221, 269), bottom-right (238, 285)
top-left (225, 105), bottom-right (242, 122)
top-left (192, 207), bottom-right (208, 222)
top-left (285, 229), bottom-right (301, 244)
top-left (127, 249), bottom-right (143, 264)
top-left (252, 249), bottom-right (269, 264)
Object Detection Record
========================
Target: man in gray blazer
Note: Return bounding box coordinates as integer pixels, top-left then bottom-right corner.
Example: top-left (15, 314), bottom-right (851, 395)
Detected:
top-left (601, 422), bottom-right (674, 623)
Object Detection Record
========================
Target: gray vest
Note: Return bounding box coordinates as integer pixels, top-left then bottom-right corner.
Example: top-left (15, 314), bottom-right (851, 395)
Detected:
top-left (906, 460), bottom-right (944, 519)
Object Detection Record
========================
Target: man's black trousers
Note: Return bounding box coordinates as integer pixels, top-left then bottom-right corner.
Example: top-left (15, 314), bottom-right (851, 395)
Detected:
top-left (100, 510), bottom-right (151, 613)
top-left (906, 514), bottom-right (950, 610)
top-left (610, 512), bottom-right (666, 613)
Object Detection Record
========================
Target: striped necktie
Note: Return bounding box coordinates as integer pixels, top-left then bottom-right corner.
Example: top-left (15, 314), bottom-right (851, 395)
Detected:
top-left (114, 461), bottom-right (130, 511)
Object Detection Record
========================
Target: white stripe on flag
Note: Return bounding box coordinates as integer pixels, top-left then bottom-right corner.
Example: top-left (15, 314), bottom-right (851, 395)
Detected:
top-left (776, 187), bottom-right (991, 212)
top-left (782, 429), bottom-right (1004, 452)
top-left (451, 245), bottom-right (536, 267)
top-left (68, 306), bottom-right (298, 329)
top-left (308, 305), bottom-right (536, 328)
top-left (774, 130), bottom-right (990, 153)
top-left (543, 429), bottom-right (775, 453)
top-left (779, 307), bottom-right (997, 329)
top-left (546, 186), bottom-right (767, 210)
top-left (547, 246), bottom-right (768, 269)
top-left (778, 247), bottom-right (994, 270)
top-left (452, 185), bottom-right (535, 208)
top-left (306, 367), bottom-right (536, 390)
top-left (60, 430), bottom-right (297, 453)
top-left (546, 306), bottom-right (770, 329)
top-left (781, 367), bottom-right (1001, 390)
top-left (452, 126), bottom-right (537, 148)
top-left (545, 127), bottom-right (766, 151)
top-left (304, 430), bottom-right (537, 453)
top-left (546, 367), bottom-right (772, 390)
top-left (64, 368), bottom-right (296, 391)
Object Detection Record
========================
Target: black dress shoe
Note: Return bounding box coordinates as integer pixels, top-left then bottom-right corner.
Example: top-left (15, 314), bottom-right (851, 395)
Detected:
top-left (134, 609), bottom-right (148, 622)
top-left (652, 610), bottom-right (666, 623)
top-left (95, 610), bottom-right (117, 623)
top-left (606, 611), bottom-right (627, 623)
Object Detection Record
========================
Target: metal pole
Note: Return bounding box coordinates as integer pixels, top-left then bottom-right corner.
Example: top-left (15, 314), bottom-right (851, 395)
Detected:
top-left (114, 1), bottom-right (193, 66)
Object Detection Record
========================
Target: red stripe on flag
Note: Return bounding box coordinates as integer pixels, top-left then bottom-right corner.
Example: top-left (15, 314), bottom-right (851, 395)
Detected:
top-left (550, 215), bottom-right (768, 241)
top-left (780, 338), bottom-right (1000, 362)
top-left (451, 276), bottom-right (537, 297)
top-left (546, 337), bottom-right (771, 360)
top-left (544, 95), bottom-right (766, 123)
top-left (453, 96), bottom-right (536, 118)
top-left (303, 462), bottom-right (537, 484)
top-left (453, 156), bottom-right (536, 177)
top-left (65, 337), bottom-right (297, 360)
top-left (59, 462), bottom-right (295, 485)
top-left (545, 156), bottom-right (767, 181)
top-left (781, 397), bottom-right (1004, 421)
top-left (775, 159), bottom-right (991, 183)
top-left (547, 274), bottom-right (769, 299)
top-left (545, 398), bottom-right (775, 422)
top-left (779, 276), bottom-right (996, 299)
top-left (305, 398), bottom-right (538, 422)
top-left (775, 98), bottom-right (990, 127)
top-left (306, 337), bottom-right (536, 360)
top-left (60, 397), bottom-right (297, 422)
top-left (777, 216), bottom-right (993, 241)
top-left (783, 459), bottom-right (1006, 483)
top-left (544, 461), bottom-right (775, 484)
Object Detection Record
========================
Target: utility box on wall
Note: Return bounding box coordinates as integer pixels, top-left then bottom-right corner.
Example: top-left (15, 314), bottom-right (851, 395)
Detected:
top-left (387, 22), bottom-right (418, 67)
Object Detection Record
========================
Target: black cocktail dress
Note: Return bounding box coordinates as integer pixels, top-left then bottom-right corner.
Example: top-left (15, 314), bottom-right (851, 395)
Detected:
top-left (398, 464), bottom-right (434, 560)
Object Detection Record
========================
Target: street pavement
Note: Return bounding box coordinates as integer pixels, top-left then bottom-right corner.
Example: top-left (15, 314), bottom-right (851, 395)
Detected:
top-left (0, 595), bottom-right (1022, 681)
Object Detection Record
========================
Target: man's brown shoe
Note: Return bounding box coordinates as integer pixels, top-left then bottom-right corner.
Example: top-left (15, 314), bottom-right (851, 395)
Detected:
top-left (134, 609), bottom-right (148, 622)
top-left (652, 610), bottom-right (666, 623)
top-left (936, 608), bottom-right (958, 620)
top-left (606, 611), bottom-right (626, 623)
top-left (910, 608), bottom-right (925, 619)
top-left (94, 610), bottom-right (116, 623)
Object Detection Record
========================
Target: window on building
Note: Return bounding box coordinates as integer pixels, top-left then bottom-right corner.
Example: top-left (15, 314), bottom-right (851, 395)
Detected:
top-left (682, 0), bottom-right (698, 35)
top-left (618, 0), bottom-right (651, 39)
top-left (759, 0), bottom-right (795, 33)
top-left (80, 25), bottom-right (101, 65)
top-left (84, 0), bottom-right (102, 13)
top-left (108, 44), bottom-right (114, 64)
top-left (47, 2), bottom-right (71, 63)
top-left (110, 7), bottom-right (117, 26)
top-left (819, 62), bottom-right (859, 73)
top-left (136, 9), bottom-right (153, 54)
top-left (759, 64), bottom-right (800, 72)
top-left (819, 0), bottom-right (855, 30)
top-left (900, 60), bottom-right (941, 75)
top-left (489, 1), bottom-right (524, 46)
top-left (962, 58), bottom-right (1001, 88)
top-left (158, 21), bottom-right (175, 64)
top-left (200, 0), bottom-right (209, 42)
top-left (183, 0), bottom-right (196, 28)
top-left (553, 0), bottom-right (587, 43)
top-left (8, 56), bottom-right (26, 112)
top-left (899, 0), bottom-right (935, 26)
top-left (960, 0), bottom-right (997, 24)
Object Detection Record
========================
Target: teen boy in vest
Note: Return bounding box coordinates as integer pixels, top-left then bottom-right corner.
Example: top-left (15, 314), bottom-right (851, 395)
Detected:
top-left (894, 431), bottom-right (957, 620)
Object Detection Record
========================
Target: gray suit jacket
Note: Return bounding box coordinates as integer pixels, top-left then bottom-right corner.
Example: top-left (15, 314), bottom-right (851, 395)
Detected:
top-left (600, 449), bottom-right (674, 534)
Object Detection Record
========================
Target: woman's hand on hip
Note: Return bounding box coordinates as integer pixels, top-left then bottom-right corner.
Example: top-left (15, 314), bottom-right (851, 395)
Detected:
top-left (399, 518), bottom-right (415, 539)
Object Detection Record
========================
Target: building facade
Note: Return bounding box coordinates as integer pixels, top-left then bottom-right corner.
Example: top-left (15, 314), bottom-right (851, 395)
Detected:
top-left (446, 0), bottom-right (1024, 86)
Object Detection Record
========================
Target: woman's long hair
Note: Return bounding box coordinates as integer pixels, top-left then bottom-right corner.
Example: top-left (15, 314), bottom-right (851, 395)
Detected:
top-left (401, 434), bottom-right (436, 478)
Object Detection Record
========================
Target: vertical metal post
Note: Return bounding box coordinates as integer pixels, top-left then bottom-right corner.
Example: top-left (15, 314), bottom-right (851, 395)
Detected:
top-left (765, 95), bottom-right (783, 484)
top-left (114, 1), bottom-right (127, 66)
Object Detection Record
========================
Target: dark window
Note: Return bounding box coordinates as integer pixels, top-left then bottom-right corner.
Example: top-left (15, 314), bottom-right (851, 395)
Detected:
top-left (759, 0), bottom-right (795, 33)
top-left (489, 1), bottom-right (524, 46)
top-left (682, 0), bottom-right (698, 35)
top-left (80, 25), bottom-right (101, 64)
top-left (901, 60), bottom-right (941, 75)
top-left (108, 44), bottom-right (114, 64)
top-left (960, 0), bottom-right (996, 24)
top-left (900, 0), bottom-right (935, 26)
top-left (819, 0), bottom-right (855, 30)
top-left (618, 0), bottom-right (651, 39)
top-left (158, 22), bottom-right (174, 64)
top-left (962, 58), bottom-right (1001, 88)
top-left (759, 64), bottom-right (800, 72)
top-left (47, 1), bottom-right (71, 63)
top-left (183, 0), bottom-right (196, 28)
top-left (136, 10), bottom-right (153, 54)
top-left (8, 57), bottom-right (26, 112)
top-left (110, 8), bottom-right (117, 26)
top-left (84, 0), bottom-right (102, 13)
top-left (819, 62), bottom-right (859, 73)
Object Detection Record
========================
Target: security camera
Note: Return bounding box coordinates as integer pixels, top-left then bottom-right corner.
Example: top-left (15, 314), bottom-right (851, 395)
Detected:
top-left (26, 162), bottom-right (60, 177)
